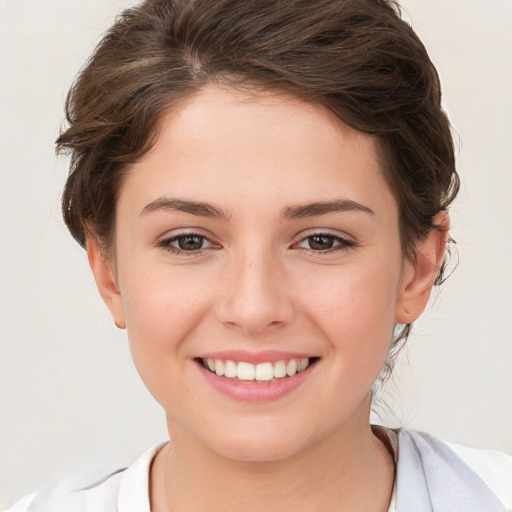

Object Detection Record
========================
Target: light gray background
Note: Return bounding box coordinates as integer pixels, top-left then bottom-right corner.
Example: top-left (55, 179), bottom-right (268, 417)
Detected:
top-left (1, 0), bottom-right (511, 507)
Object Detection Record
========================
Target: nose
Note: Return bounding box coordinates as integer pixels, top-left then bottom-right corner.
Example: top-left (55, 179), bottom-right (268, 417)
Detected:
top-left (215, 250), bottom-right (294, 335)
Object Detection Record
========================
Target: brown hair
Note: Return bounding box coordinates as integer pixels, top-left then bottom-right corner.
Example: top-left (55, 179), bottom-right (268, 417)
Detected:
top-left (56, 0), bottom-right (459, 367)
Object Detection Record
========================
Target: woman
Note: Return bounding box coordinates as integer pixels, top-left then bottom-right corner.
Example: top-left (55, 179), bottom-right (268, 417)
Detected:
top-left (7, 0), bottom-right (512, 511)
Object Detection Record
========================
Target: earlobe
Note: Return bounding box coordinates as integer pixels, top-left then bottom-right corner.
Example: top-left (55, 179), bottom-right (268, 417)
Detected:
top-left (395, 211), bottom-right (450, 324)
top-left (86, 235), bottom-right (126, 329)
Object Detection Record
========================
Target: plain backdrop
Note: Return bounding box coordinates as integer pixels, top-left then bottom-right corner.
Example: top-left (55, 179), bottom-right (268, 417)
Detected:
top-left (1, 0), bottom-right (511, 507)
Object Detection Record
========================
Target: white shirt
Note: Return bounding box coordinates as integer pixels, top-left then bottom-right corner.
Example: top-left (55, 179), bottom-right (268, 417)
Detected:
top-left (5, 429), bottom-right (512, 512)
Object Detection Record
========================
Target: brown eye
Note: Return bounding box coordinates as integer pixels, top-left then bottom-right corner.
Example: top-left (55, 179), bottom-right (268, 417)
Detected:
top-left (307, 234), bottom-right (335, 251)
top-left (295, 232), bottom-right (355, 253)
top-left (177, 235), bottom-right (205, 251)
top-left (158, 232), bottom-right (220, 255)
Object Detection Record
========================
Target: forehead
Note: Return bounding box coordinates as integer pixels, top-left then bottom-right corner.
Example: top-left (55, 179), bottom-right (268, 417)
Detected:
top-left (120, 84), bottom-right (396, 218)
top-left (151, 85), bottom-right (371, 160)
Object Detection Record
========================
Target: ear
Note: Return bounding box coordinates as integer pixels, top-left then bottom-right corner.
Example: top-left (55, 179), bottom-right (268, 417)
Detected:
top-left (86, 235), bottom-right (126, 329)
top-left (395, 211), bottom-right (450, 324)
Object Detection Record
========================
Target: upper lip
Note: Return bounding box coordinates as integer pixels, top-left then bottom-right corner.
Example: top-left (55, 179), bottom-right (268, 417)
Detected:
top-left (196, 350), bottom-right (318, 364)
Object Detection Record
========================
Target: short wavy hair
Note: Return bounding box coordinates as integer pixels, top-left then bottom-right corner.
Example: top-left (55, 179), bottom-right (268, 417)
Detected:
top-left (57, 0), bottom-right (459, 377)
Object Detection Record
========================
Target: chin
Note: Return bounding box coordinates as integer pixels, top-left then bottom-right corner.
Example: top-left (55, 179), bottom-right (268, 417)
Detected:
top-left (198, 418), bottom-right (324, 463)
top-left (215, 437), bottom-right (304, 463)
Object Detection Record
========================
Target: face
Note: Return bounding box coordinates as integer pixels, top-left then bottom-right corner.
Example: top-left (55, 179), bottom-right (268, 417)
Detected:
top-left (90, 85), bottom-right (439, 461)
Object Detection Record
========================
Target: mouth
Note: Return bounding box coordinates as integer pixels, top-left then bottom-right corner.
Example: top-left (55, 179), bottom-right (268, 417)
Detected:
top-left (196, 356), bottom-right (320, 383)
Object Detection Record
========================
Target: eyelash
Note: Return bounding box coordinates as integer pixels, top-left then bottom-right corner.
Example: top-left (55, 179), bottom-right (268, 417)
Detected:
top-left (294, 232), bottom-right (357, 253)
top-left (157, 231), bottom-right (356, 255)
top-left (157, 232), bottom-right (218, 255)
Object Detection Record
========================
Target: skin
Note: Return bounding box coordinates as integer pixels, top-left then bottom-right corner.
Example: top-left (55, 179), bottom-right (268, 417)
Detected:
top-left (88, 85), bottom-right (448, 511)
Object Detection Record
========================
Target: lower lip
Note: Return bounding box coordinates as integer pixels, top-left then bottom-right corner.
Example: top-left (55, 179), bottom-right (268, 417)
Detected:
top-left (197, 362), bottom-right (316, 402)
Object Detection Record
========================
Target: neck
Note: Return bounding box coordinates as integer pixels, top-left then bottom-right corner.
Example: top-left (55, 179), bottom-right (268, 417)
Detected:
top-left (150, 400), bottom-right (394, 512)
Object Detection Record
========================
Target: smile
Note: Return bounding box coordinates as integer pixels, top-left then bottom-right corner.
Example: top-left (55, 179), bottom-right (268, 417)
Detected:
top-left (200, 357), bottom-right (318, 382)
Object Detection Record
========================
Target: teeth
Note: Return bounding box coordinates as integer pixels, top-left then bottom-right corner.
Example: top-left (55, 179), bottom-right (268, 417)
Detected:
top-left (237, 362), bottom-right (255, 381)
top-left (286, 359), bottom-right (298, 376)
top-left (224, 360), bottom-right (237, 378)
top-left (255, 362), bottom-right (273, 381)
top-left (274, 360), bottom-right (287, 378)
top-left (298, 357), bottom-right (309, 372)
top-left (215, 360), bottom-right (225, 376)
top-left (202, 357), bottom-right (314, 382)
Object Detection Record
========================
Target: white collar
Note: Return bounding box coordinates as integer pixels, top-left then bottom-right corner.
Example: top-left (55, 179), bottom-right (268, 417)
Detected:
top-left (113, 432), bottom-right (508, 512)
top-left (118, 442), bottom-right (167, 512)
top-left (396, 430), bottom-right (508, 512)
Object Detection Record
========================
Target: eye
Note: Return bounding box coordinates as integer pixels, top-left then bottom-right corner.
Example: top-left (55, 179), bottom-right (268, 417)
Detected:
top-left (158, 232), bottom-right (218, 254)
top-left (305, 234), bottom-right (336, 251)
top-left (175, 234), bottom-right (206, 251)
top-left (296, 232), bottom-right (355, 252)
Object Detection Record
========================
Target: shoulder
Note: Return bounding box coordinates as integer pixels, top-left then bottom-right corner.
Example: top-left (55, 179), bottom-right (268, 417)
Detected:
top-left (396, 429), bottom-right (512, 511)
top-left (3, 470), bottom-right (125, 512)
top-left (444, 437), bottom-right (512, 508)
top-left (3, 443), bottom-right (165, 512)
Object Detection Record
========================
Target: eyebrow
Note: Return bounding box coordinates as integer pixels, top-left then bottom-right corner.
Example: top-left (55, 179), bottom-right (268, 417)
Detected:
top-left (282, 199), bottom-right (375, 219)
top-left (140, 197), bottom-right (374, 220)
top-left (141, 198), bottom-right (231, 220)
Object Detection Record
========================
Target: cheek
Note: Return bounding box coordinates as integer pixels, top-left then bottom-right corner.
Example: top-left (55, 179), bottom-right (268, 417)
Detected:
top-left (119, 265), bottom-right (213, 377)
top-left (297, 256), bottom-right (401, 370)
